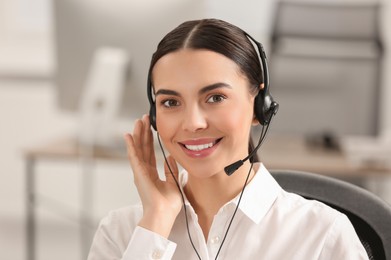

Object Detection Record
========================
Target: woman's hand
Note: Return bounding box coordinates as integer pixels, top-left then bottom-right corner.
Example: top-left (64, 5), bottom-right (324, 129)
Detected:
top-left (124, 115), bottom-right (183, 238)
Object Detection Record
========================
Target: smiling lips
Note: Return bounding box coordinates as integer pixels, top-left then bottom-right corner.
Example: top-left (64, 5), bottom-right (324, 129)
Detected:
top-left (185, 142), bottom-right (214, 151)
top-left (179, 138), bottom-right (222, 158)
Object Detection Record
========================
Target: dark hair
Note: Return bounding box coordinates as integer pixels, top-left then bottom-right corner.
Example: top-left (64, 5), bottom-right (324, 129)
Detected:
top-left (149, 19), bottom-right (262, 162)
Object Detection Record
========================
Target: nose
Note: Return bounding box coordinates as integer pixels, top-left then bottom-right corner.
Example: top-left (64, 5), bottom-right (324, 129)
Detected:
top-left (182, 104), bottom-right (208, 132)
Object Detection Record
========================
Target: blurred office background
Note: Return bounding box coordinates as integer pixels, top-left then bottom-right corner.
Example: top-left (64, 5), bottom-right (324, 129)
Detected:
top-left (0, 0), bottom-right (390, 259)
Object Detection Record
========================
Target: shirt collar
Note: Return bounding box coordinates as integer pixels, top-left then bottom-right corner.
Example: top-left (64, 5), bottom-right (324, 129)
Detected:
top-left (234, 163), bottom-right (281, 224)
top-left (178, 163), bottom-right (281, 224)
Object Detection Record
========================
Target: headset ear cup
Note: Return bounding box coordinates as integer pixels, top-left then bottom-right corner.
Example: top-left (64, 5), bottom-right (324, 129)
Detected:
top-left (254, 91), bottom-right (277, 126)
top-left (147, 70), bottom-right (157, 131)
top-left (254, 92), bottom-right (266, 125)
top-left (149, 104), bottom-right (157, 131)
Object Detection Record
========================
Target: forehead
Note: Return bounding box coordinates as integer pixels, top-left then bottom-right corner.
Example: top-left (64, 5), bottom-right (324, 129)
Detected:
top-left (152, 49), bottom-right (247, 91)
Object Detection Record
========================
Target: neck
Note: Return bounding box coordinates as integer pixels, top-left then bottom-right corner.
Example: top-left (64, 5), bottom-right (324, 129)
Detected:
top-left (184, 161), bottom-right (255, 239)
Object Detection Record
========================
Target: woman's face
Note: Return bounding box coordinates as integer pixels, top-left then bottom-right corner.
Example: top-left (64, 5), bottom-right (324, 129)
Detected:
top-left (153, 49), bottom-right (256, 178)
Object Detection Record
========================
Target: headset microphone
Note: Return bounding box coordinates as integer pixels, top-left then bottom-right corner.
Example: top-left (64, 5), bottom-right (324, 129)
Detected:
top-left (224, 131), bottom-right (265, 176)
top-left (224, 102), bottom-right (278, 176)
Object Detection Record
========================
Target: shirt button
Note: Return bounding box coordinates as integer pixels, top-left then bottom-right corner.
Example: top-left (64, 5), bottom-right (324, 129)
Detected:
top-left (211, 236), bottom-right (220, 244)
top-left (151, 250), bottom-right (163, 259)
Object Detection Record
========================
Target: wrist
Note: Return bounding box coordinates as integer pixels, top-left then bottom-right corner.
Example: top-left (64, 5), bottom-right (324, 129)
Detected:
top-left (139, 209), bottom-right (178, 238)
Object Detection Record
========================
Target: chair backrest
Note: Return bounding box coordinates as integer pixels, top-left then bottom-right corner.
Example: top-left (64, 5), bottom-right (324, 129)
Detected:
top-left (271, 170), bottom-right (391, 260)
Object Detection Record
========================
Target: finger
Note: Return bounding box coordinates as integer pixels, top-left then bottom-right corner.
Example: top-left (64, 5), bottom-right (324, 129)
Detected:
top-left (164, 155), bottom-right (179, 182)
top-left (132, 119), bottom-right (142, 146)
top-left (141, 115), bottom-right (156, 167)
top-left (124, 133), bottom-right (161, 213)
top-left (132, 119), bottom-right (144, 160)
top-left (124, 133), bottom-right (142, 182)
top-left (149, 129), bottom-right (157, 167)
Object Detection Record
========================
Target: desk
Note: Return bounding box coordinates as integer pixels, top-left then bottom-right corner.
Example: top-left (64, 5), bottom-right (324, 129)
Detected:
top-left (24, 135), bottom-right (391, 260)
top-left (24, 137), bottom-right (127, 260)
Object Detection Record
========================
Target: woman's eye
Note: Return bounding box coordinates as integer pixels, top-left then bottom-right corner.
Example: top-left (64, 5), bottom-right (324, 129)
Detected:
top-left (162, 99), bottom-right (179, 108)
top-left (207, 95), bottom-right (226, 103)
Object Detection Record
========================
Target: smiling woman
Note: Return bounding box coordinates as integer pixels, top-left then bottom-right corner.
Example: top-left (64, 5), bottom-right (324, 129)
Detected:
top-left (87, 19), bottom-right (369, 260)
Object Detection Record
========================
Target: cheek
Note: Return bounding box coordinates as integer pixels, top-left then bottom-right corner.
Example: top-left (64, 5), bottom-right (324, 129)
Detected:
top-left (155, 112), bottom-right (179, 148)
top-left (215, 103), bottom-right (254, 138)
top-left (156, 113), bottom-right (173, 136)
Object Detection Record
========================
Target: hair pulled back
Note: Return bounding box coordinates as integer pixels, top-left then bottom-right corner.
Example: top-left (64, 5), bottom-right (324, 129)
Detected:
top-left (149, 18), bottom-right (263, 96)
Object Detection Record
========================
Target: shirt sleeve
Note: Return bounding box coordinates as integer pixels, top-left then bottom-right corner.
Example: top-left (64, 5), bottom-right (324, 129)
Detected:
top-left (319, 214), bottom-right (369, 260)
top-left (122, 226), bottom-right (177, 259)
top-left (88, 209), bottom-right (177, 260)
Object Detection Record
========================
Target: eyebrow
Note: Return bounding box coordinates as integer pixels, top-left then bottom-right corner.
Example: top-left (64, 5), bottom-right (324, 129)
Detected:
top-left (155, 82), bottom-right (232, 97)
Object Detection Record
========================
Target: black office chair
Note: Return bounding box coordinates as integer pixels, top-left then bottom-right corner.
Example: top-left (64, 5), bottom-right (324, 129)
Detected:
top-left (271, 170), bottom-right (391, 260)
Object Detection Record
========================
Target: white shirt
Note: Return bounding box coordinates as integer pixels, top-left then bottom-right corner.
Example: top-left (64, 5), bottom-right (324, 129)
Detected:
top-left (88, 163), bottom-right (368, 260)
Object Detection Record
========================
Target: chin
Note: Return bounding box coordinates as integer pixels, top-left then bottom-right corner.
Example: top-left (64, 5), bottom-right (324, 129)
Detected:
top-left (180, 158), bottom-right (227, 179)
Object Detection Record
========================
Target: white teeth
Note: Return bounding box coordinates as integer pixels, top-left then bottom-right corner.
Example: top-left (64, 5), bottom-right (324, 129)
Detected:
top-left (185, 142), bottom-right (214, 151)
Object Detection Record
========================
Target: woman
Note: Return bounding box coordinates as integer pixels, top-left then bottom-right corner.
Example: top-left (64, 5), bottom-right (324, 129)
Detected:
top-left (88, 19), bottom-right (368, 259)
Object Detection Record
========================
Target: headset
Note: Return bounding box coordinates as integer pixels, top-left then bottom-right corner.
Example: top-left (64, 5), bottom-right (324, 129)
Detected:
top-left (147, 33), bottom-right (279, 132)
